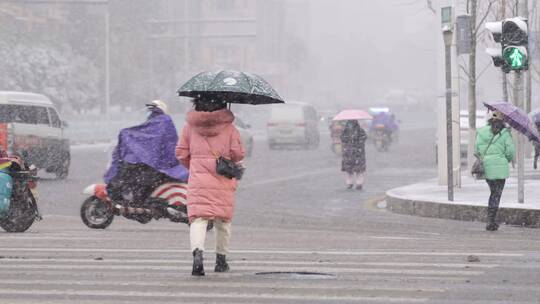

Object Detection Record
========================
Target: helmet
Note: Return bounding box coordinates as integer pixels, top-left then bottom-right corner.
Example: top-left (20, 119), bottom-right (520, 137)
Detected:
top-left (146, 100), bottom-right (169, 114)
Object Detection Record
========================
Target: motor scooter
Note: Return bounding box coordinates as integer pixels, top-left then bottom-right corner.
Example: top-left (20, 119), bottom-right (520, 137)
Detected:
top-left (0, 157), bottom-right (40, 232)
top-left (80, 182), bottom-right (212, 230)
top-left (373, 124), bottom-right (391, 152)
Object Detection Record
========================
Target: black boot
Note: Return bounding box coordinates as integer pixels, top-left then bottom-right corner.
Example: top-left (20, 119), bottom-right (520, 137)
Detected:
top-left (486, 207), bottom-right (499, 231)
top-left (192, 249), bottom-right (205, 276)
top-left (214, 253), bottom-right (230, 272)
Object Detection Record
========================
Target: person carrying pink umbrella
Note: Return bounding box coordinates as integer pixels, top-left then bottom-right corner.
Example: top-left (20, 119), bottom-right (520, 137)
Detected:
top-left (333, 110), bottom-right (371, 190)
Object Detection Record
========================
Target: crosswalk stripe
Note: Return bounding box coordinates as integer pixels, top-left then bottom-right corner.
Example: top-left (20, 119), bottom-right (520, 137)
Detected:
top-left (0, 289), bottom-right (430, 303)
top-left (0, 279), bottom-right (447, 293)
top-left (0, 247), bottom-right (523, 257)
top-left (0, 257), bottom-right (499, 268)
top-left (0, 270), bottom-right (471, 282)
top-left (0, 264), bottom-right (485, 276)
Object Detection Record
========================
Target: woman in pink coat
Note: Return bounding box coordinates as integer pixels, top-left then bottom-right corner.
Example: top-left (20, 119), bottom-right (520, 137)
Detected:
top-left (176, 97), bottom-right (245, 276)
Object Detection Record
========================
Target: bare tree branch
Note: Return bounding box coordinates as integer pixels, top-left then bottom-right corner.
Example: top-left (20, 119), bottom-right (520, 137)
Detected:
top-left (475, 0), bottom-right (497, 34)
top-left (477, 62), bottom-right (494, 80)
top-left (426, 0), bottom-right (436, 14)
top-left (460, 64), bottom-right (471, 79)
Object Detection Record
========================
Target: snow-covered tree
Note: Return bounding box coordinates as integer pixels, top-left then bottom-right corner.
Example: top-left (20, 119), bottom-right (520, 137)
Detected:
top-left (0, 41), bottom-right (100, 113)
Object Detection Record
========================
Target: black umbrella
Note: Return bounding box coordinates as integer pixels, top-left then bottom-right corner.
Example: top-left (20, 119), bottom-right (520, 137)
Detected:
top-left (177, 70), bottom-right (284, 105)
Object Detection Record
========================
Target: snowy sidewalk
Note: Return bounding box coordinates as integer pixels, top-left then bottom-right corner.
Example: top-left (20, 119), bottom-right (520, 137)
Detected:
top-left (386, 174), bottom-right (540, 228)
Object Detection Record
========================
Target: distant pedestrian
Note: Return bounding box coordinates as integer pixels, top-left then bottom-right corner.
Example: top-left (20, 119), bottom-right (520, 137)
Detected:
top-left (176, 97), bottom-right (245, 276)
top-left (340, 120), bottom-right (367, 190)
top-left (533, 122), bottom-right (540, 170)
top-left (475, 111), bottom-right (515, 231)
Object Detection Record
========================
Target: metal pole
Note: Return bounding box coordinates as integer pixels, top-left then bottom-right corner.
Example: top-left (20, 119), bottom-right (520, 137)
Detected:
top-left (523, 0), bottom-right (531, 113)
top-left (184, 0), bottom-right (189, 75)
top-left (517, 0), bottom-right (527, 204)
top-left (467, 0), bottom-right (477, 173)
top-left (105, 2), bottom-right (110, 116)
top-left (501, 0), bottom-right (510, 102)
top-left (445, 35), bottom-right (454, 201)
top-left (515, 71), bottom-right (525, 203)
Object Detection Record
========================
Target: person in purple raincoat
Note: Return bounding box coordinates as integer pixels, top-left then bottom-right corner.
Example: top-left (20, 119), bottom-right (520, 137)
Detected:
top-left (104, 100), bottom-right (189, 208)
top-left (369, 112), bottom-right (398, 136)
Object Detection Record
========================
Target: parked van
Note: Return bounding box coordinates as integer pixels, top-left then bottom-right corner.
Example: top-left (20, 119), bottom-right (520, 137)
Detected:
top-left (0, 91), bottom-right (70, 178)
top-left (267, 102), bottom-right (320, 149)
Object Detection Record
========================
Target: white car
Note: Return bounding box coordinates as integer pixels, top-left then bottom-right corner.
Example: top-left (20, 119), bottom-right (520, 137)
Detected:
top-left (0, 91), bottom-right (70, 178)
top-left (267, 102), bottom-right (320, 149)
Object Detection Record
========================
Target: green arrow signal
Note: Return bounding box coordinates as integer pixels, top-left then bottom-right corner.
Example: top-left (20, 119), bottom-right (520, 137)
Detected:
top-left (503, 47), bottom-right (527, 69)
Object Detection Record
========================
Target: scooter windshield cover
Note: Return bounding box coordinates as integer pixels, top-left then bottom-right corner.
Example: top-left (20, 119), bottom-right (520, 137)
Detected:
top-left (0, 170), bottom-right (12, 217)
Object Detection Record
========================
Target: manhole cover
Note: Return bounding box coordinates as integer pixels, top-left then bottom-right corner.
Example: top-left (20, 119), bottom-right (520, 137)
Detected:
top-left (255, 271), bottom-right (335, 279)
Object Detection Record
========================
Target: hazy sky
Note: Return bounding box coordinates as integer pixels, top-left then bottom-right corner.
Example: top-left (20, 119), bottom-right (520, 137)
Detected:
top-left (305, 0), bottom-right (439, 105)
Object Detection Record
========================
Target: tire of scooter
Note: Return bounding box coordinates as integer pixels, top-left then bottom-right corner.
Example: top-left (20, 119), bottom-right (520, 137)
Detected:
top-left (0, 191), bottom-right (37, 233)
top-left (0, 216), bottom-right (35, 233)
top-left (80, 196), bottom-right (114, 229)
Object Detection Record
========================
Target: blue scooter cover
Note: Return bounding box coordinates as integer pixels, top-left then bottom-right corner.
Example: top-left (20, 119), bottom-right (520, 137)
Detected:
top-left (0, 169), bottom-right (12, 217)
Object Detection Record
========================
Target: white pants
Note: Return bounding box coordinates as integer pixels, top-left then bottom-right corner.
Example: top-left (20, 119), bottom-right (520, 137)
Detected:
top-left (346, 172), bottom-right (365, 186)
top-left (190, 218), bottom-right (232, 255)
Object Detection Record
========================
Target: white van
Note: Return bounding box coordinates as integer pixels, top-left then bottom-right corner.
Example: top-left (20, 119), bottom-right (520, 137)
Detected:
top-left (267, 102), bottom-right (320, 149)
top-left (0, 91), bottom-right (70, 178)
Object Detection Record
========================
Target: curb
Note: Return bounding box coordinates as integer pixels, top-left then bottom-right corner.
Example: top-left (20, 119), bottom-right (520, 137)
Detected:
top-left (386, 191), bottom-right (540, 228)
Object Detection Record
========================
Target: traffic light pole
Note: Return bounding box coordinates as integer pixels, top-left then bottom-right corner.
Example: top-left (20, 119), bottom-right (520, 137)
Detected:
top-left (514, 71), bottom-right (525, 203)
top-left (444, 30), bottom-right (454, 201)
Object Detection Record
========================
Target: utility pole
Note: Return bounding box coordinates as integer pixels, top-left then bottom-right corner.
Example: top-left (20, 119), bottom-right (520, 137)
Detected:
top-left (184, 0), bottom-right (189, 76)
top-left (467, 0), bottom-right (477, 171)
top-left (515, 70), bottom-right (525, 203)
top-left (524, 0), bottom-right (531, 113)
top-left (444, 27), bottom-right (454, 201)
top-left (501, 0), bottom-right (509, 101)
top-left (486, 2), bottom-right (529, 203)
top-left (105, 2), bottom-right (110, 117)
top-left (517, 0), bottom-right (527, 203)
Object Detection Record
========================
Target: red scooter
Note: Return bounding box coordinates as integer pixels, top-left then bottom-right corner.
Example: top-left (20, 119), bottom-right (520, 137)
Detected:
top-left (80, 182), bottom-right (191, 229)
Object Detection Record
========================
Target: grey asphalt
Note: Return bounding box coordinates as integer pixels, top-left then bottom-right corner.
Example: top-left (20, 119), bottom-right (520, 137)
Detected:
top-left (2, 122), bottom-right (540, 303)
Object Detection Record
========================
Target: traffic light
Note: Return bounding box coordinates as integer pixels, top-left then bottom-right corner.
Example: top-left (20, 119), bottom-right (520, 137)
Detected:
top-left (485, 17), bottom-right (528, 72)
top-left (485, 21), bottom-right (502, 43)
top-left (486, 47), bottom-right (511, 73)
top-left (485, 21), bottom-right (508, 72)
top-left (502, 17), bottom-right (528, 70)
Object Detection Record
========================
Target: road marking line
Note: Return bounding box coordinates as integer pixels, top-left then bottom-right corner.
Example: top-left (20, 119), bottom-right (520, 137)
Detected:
top-left (0, 247), bottom-right (524, 257)
top-left (240, 167), bottom-right (336, 188)
top-left (0, 270), bottom-right (468, 282)
top-left (0, 289), bottom-right (430, 303)
top-left (0, 264), bottom-right (484, 276)
top-left (0, 236), bottom-right (149, 241)
top-left (0, 279), bottom-right (447, 293)
top-left (368, 236), bottom-right (432, 240)
top-left (0, 258), bottom-right (498, 268)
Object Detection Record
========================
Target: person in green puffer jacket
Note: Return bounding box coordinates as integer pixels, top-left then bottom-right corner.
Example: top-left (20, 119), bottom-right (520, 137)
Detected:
top-left (475, 111), bottom-right (515, 231)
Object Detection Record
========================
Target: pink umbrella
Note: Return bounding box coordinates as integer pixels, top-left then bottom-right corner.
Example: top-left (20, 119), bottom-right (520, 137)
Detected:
top-left (332, 109), bottom-right (372, 121)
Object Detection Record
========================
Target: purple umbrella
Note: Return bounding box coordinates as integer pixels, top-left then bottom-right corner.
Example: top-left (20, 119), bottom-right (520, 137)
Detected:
top-left (483, 101), bottom-right (540, 142)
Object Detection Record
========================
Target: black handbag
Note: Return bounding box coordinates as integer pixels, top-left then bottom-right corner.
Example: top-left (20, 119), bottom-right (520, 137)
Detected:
top-left (216, 156), bottom-right (244, 180)
top-left (203, 137), bottom-right (244, 180)
top-left (471, 134), bottom-right (497, 180)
